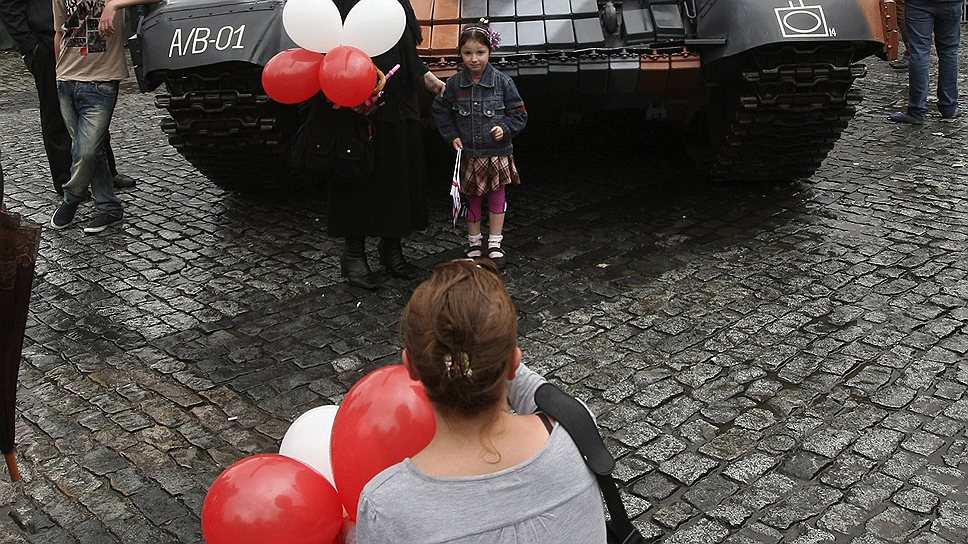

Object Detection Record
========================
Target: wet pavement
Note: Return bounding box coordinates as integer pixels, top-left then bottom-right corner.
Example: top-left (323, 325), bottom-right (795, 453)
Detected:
top-left (1, 38), bottom-right (968, 543)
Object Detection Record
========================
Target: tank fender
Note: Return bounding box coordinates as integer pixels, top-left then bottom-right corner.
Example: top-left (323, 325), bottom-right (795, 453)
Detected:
top-left (695, 0), bottom-right (893, 65)
top-left (136, 0), bottom-right (294, 88)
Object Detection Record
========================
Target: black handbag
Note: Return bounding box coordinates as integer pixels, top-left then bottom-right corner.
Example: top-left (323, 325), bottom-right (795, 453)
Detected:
top-left (290, 97), bottom-right (374, 181)
top-left (534, 383), bottom-right (657, 544)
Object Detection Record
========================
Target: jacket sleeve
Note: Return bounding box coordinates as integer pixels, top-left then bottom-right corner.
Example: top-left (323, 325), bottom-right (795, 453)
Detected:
top-left (0, 0), bottom-right (39, 56)
top-left (499, 76), bottom-right (527, 139)
top-left (431, 79), bottom-right (460, 143)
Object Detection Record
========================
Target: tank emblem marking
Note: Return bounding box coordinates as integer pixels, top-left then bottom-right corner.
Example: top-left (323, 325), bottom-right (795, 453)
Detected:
top-left (774, 1), bottom-right (834, 38)
top-left (169, 25), bottom-right (246, 58)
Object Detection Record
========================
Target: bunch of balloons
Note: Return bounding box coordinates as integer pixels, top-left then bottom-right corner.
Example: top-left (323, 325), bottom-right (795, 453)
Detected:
top-left (201, 365), bottom-right (436, 543)
top-left (261, 0), bottom-right (406, 107)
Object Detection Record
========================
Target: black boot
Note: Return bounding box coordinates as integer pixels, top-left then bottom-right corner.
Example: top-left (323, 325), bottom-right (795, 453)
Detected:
top-left (378, 237), bottom-right (418, 280)
top-left (341, 237), bottom-right (379, 289)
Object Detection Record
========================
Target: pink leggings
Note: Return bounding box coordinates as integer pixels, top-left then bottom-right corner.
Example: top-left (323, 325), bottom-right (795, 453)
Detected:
top-left (464, 185), bottom-right (506, 223)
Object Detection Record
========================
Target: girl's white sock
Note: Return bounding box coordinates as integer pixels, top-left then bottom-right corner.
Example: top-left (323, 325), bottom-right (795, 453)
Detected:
top-left (487, 234), bottom-right (503, 248)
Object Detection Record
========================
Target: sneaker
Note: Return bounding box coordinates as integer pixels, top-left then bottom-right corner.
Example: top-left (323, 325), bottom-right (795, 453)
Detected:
top-left (888, 58), bottom-right (908, 70)
top-left (888, 112), bottom-right (924, 125)
top-left (83, 212), bottom-right (123, 234)
top-left (113, 173), bottom-right (137, 189)
top-left (467, 243), bottom-right (483, 258)
top-left (50, 201), bottom-right (80, 229)
top-left (941, 107), bottom-right (963, 120)
top-left (486, 245), bottom-right (506, 269)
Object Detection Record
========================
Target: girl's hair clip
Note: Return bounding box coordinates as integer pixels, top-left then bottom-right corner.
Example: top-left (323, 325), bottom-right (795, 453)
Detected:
top-left (462, 18), bottom-right (501, 50)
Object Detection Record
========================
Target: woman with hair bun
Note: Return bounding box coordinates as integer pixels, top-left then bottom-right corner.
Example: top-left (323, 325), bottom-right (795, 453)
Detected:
top-left (349, 258), bottom-right (606, 543)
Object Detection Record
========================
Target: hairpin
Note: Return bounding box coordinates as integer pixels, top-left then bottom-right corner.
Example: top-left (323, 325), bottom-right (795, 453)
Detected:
top-left (443, 352), bottom-right (473, 379)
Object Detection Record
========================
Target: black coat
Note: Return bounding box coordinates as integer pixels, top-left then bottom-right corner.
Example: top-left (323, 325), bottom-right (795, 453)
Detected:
top-left (0, 0), bottom-right (53, 56)
top-left (326, 0), bottom-right (430, 239)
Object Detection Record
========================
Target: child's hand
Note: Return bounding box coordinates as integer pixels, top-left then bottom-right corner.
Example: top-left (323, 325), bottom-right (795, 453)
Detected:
top-left (490, 125), bottom-right (504, 141)
top-left (452, 138), bottom-right (463, 150)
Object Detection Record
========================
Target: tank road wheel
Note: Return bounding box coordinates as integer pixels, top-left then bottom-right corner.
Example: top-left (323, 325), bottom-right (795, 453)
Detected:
top-left (155, 64), bottom-right (302, 192)
top-left (698, 44), bottom-right (867, 183)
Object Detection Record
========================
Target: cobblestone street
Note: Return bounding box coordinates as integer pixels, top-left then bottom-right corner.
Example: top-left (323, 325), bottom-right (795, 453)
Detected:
top-left (2, 33), bottom-right (968, 544)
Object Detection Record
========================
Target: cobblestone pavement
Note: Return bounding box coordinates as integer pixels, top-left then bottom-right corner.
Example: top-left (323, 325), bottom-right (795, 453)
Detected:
top-left (1, 37), bottom-right (968, 543)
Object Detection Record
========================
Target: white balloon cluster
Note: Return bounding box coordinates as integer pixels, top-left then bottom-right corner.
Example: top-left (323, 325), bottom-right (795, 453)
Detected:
top-left (282, 0), bottom-right (408, 57)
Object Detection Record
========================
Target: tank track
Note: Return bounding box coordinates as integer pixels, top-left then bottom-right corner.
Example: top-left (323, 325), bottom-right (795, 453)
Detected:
top-left (703, 43), bottom-right (868, 183)
top-left (154, 63), bottom-right (299, 190)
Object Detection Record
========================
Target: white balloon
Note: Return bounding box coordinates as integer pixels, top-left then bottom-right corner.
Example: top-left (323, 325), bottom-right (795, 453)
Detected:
top-left (279, 405), bottom-right (339, 484)
top-left (283, 0), bottom-right (344, 53)
top-left (342, 0), bottom-right (407, 57)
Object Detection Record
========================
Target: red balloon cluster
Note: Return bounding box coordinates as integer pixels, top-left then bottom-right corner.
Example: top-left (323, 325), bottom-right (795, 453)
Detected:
top-left (201, 365), bottom-right (436, 542)
top-left (262, 46), bottom-right (379, 107)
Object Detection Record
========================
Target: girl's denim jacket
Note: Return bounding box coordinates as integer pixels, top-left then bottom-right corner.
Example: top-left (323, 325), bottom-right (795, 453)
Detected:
top-left (432, 64), bottom-right (528, 158)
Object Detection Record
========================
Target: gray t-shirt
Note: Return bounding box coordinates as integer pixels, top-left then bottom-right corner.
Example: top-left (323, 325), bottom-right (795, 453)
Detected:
top-left (352, 363), bottom-right (607, 544)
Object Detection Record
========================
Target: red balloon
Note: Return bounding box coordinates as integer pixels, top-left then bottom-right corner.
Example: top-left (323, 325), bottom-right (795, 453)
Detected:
top-left (318, 45), bottom-right (378, 107)
top-left (202, 454), bottom-right (343, 544)
top-left (331, 365), bottom-right (436, 519)
top-left (262, 48), bottom-right (325, 104)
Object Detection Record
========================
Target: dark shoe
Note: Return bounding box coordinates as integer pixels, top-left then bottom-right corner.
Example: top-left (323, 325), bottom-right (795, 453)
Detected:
top-left (888, 58), bottom-right (908, 70)
top-left (888, 112), bottom-right (924, 125)
top-left (82, 212), bottom-right (123, 234)
top-left (467, 243), bottom-right (483, 258)
top-left (50, 201), bottom-right (80, 229)
top-left (113, 173), bottom-right (137, 189)
top-left (378, 239), bottom-right (418, 280)
top-left (941, 107), bottom-right (963, 120)
top-left (341, 254), bottom-right (379, 289)
top-left (486, 245), bottom-right (507, 269)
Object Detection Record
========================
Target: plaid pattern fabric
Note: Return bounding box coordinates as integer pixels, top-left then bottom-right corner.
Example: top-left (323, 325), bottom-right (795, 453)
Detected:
top-left (459, 154), bottom-right (520, 196)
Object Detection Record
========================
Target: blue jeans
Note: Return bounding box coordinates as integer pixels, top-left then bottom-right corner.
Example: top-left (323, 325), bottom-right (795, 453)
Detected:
top-left (905, 0), bottom-right (962, 118)
top-left (57, 80), bottom-right (122, 216)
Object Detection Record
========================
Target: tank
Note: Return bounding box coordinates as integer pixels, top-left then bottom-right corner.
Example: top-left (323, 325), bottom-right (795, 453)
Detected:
top-left (127, 0), bottom-right (898, 189)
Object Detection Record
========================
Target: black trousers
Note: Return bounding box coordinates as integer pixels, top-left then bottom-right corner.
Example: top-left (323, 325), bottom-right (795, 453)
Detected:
top-left (25, 39), bottom-right (118, 195)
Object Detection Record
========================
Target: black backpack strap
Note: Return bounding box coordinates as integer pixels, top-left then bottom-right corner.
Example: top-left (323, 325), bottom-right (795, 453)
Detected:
top-left (534, 383), bottom-right (642, 543)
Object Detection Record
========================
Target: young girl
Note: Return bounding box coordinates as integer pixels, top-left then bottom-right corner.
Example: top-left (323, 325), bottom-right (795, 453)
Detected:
top-left (350, 259), bottom-right (606, 543)
top-left (432, 20), bottom-right (528, 269)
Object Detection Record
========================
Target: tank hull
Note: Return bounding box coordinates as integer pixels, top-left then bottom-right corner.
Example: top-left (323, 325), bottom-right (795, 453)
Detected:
top-left (129, 0), bottom-right (897, 188)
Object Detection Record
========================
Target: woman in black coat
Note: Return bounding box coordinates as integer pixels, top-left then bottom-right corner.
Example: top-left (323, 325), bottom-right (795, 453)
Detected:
top-left (328, 0), bottom-right (444, 289)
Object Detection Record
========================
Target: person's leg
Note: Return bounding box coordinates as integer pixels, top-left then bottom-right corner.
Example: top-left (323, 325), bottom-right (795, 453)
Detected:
top-left (104, 134), bottom-right (137, 188)
top-left (51, 81), bottom-right (84, 228)
top-left (485, 185), bottom-right (507, 268)
top-left (73, 82), bottom-right (121, 219)
top-left (28, 39), bottom-right (72, 195)
top-left (378, 236), bottom-right (418, 279)
top-left (934, 1), bottom-right (962, 118)
top-left (464, 193), bottom-right (484, 258)
top-left (890, 0), bottom-right (933, 123)
top-left (342, 236), bottom-right (378, 289)
top-left (890, 0), bottom-right (910, 69)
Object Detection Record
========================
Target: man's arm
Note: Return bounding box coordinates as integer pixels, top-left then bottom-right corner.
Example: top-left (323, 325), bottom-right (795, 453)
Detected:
top-left (99, 0), bottom-right (161, 37)
top-left (0, 0), bottom-right (39, 56)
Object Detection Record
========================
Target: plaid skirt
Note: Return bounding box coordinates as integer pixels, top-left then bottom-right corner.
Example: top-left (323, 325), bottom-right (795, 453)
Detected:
top-left (459, 154), bottom-right (521, 197)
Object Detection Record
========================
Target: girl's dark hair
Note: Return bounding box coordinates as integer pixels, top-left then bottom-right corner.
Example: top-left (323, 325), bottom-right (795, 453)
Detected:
top-left (458, 20), bottom-right (494, 52)
top-left (401, 259), bottom-right (517, 419)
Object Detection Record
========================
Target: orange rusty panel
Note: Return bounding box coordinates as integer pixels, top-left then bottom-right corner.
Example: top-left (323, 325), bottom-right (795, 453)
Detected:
top-left (637, 53), bottom-right (669, 95)
top-left (412, 0), bottom-right (433, 22)
top-left (430, 24), bottom-right (460, 56)
top-left (878, 0), bottom-right (900, 60)
top-left (433, 0), bottom-right (460, 22)
top-left (667, 51), bottom-right (700, 90)
top-left (417, 25), bottom-right (432, 53)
